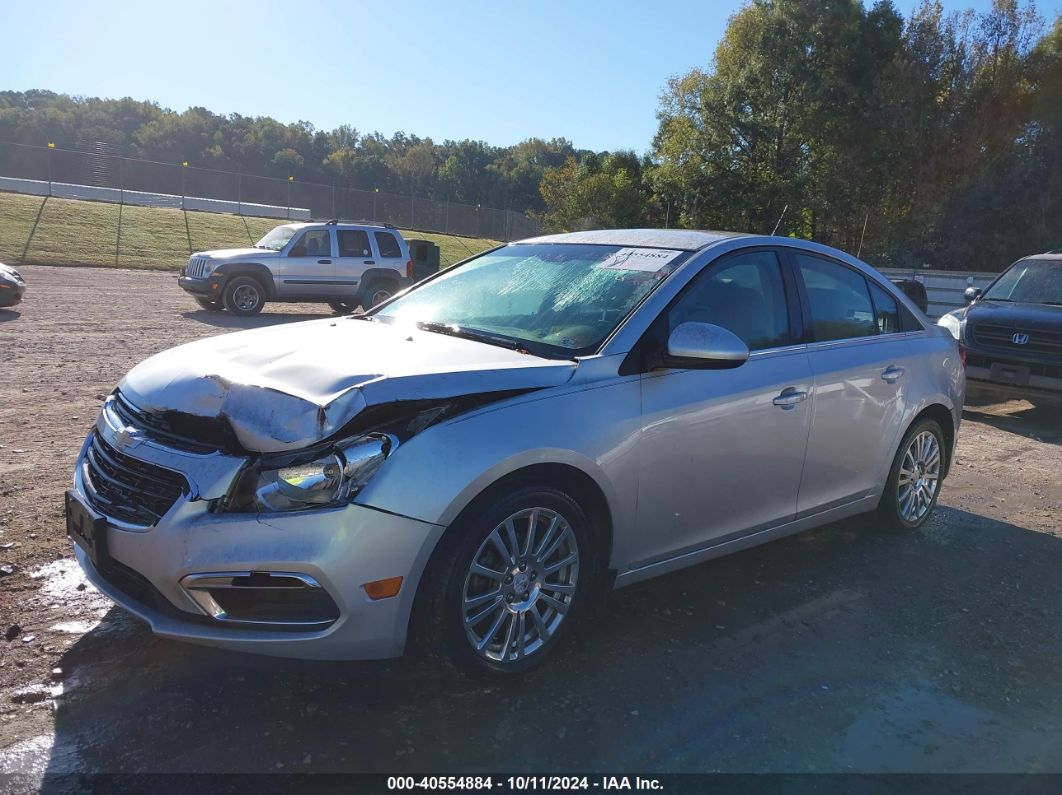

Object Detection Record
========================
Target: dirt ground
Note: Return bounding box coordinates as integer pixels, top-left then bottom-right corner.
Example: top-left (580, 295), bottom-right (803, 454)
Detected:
top-left (1, 266), bottom-right (1061, 784)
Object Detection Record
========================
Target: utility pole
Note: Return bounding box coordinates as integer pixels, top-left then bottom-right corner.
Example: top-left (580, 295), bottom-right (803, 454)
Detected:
top-left (46, 142), bottom-right (55, 195)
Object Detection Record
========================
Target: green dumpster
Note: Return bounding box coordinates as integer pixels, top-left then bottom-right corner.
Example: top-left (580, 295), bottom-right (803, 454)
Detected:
top-left (407, 239), bottom-right (441, 281)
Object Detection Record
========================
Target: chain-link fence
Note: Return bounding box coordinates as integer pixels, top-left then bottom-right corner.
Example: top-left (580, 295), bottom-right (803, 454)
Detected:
top-left (0, 141), bottom-right (542, 241)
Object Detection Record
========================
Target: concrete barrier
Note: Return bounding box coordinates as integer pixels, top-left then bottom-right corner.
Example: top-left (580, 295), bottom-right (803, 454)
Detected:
top-left (879, 267), bottom-right (996, 319)
top-left (0, 176), bottom-right (311, 220)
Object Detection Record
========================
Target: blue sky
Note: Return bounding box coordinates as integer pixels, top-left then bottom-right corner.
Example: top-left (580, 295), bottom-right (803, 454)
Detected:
top-left (2, 0), bottom-right (1059, 153)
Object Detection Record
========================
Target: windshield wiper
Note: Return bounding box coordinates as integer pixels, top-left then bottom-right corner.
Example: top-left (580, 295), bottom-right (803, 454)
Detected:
top-left (416, 321), bottom-right (527, 351)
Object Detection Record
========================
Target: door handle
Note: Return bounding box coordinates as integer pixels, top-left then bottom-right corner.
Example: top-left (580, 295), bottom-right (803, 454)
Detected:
top-left (317, 259), bottom-right (331, 264)
top-left (363, 260), bottom-right (376, 265)
top-left (881, 365), bottom-right (905, 383)
top-left (773, 388), bottom-right (808, 409)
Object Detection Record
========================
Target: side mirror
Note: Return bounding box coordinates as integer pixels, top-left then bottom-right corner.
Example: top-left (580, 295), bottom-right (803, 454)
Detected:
top-left (663, 322), bottom-right (750, 369)
top-left (964, 286), bottom-right (982, 305)
top-left (290, 244), bottom-right (307, 257)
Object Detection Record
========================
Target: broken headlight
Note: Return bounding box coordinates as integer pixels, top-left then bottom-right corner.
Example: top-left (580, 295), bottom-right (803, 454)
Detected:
top-left (227, 434), bottom-right (395, 512)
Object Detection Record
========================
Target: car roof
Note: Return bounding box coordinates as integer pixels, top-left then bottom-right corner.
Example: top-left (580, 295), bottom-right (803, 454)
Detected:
top-left (517, 228), bottom-right (749, 251)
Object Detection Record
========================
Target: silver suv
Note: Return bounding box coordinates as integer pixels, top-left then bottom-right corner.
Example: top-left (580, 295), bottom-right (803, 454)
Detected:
top-left (70, 230), bottom-right (963, 677)
top-left (178, 220), bottom-right (413, 316)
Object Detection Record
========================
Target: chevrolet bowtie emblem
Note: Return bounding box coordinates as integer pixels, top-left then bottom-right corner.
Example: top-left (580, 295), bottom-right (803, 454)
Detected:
top-left (112, 427), bottom-right (138, 450)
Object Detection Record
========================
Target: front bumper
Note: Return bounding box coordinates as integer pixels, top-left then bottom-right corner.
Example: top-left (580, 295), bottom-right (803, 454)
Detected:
top-left (177, 275), bottom-right (223, 299)
top-left (71, 403), bottom-right (445, 660)
top-left (0, 281), bottom-right (25, 306)
top-left (964, 346), bottom-right (1062, 404)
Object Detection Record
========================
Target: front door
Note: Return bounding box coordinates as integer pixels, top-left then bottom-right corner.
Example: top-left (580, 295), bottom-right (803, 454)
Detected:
top-left (633, 248), bottom-right (813, 569)
top-left (277, 228), bottom-right (335, 298)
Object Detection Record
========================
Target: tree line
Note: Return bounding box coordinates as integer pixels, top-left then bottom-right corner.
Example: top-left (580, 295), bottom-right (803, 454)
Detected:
top-left (552, 0), bottom-right (1062, 272)
top-left (0, 89), bottom-right (579, 214)
top-left (2, 0), bottom-right (1059, 270)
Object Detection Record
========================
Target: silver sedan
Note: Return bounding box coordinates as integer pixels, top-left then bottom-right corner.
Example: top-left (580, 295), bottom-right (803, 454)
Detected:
top-left (67, 230), bottom-right (964, 677)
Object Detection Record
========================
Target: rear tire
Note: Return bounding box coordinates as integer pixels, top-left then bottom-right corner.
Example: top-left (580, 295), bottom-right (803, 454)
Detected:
top-left (222, 277), bottom-right (266, 316)
top-left (416, 485), bottom-right (594, 679)
top-left (360, 280), bottom-right (397, 309)
top-left (876, 418), bottom-right (945, 530)
top-left (193, 297), bottom-right (223, 312)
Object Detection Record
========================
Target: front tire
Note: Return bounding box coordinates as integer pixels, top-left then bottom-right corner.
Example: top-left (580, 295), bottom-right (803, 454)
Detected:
top-left (876, 418), bottom-right (945, 530)
top-left (328, 301), bottom-right (358, 315)
top-left (420, 486), bottom-right (593, 678)
top-left (222, 277), bottom-right (266, 316)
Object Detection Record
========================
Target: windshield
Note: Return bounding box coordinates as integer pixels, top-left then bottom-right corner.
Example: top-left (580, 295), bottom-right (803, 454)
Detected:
top-left (983, 259), bottom-right (1062, 305)
top-left (373, 243), bottom-right (688, 356)
top-left (255, 224), bottom-right (299, 251)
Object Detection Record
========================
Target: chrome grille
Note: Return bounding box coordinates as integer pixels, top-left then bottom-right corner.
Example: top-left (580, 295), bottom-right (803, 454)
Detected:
top-left (112, 392), bottom-right (220, 454)
top-left (83, 432), bottom-right (188, 526)
top-left (186, 257), bottom-right (211, 278)
top-left (971, 323), bottom-right (1062, 354)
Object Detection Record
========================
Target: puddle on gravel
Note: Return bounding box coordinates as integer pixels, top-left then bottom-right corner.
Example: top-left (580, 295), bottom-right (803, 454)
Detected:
top-left (0, 731), bottom-right (87, 787)
top-left (28, 558), bottom-right (129, 637)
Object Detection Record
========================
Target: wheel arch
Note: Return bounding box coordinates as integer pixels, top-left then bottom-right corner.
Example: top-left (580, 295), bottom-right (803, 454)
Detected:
top-left (898, 402), bottom-right (957, 480)
top-left (215, 263), bottom-right (276, 299)
top-left (403, 460), bottom-right (616, 654)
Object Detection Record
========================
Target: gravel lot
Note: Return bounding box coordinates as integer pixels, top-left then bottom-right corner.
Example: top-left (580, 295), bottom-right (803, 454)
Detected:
top-left (1, 266), bottom-right (1061, 783)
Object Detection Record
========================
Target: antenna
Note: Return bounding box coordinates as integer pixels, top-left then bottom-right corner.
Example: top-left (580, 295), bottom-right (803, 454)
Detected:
top-left (856, 212), bottom-right (869, 258)
top-left (771, 204), bottom-right (788, 236)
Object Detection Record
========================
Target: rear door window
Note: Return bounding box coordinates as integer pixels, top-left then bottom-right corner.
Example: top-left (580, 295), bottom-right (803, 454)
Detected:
top-left (338, 230), bottom-right (372, 258)
top-left (374, 231), bottom-right (402, 259)
top-left (795, 254), bottom-right (877, 342)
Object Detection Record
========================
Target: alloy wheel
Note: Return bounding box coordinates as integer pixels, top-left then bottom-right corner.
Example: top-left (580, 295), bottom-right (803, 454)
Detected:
top-left (897, 430), bottom-right (941, 523)
top-left (232, 284), bottom-right (261, 312)
top-left (461, 507), bottom-right (580, 664)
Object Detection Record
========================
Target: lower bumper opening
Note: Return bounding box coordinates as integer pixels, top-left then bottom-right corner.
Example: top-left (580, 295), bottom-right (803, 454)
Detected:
top-left (181, 572), bottom-right (340, 628)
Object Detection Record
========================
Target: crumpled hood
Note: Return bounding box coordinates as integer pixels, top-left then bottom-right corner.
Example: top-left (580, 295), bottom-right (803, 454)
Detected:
top-left (119, 317), bottom-right (576, 453)
top-left (197, 247), bottom-right (275, 260)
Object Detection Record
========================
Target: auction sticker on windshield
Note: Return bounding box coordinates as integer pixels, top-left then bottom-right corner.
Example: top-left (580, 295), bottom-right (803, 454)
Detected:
top-left (595, 248), bottom-right (684, 272)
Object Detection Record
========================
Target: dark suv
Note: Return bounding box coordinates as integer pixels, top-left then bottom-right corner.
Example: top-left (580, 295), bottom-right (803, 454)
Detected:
top-left (938, 253), bottom-right (1062, 406)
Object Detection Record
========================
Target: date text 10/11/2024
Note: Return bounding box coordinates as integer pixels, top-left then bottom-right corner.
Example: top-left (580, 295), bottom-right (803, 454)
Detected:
top-left (386, 777), bottom-right (665, 791)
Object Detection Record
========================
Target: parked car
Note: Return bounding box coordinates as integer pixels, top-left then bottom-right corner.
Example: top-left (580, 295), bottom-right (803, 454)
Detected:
top-left (0, 262), bottom-right (26, 307)
top-left (178, 220), bottom-right (414, 316)
top-left (891, 277), bottom-right (929, 314)
top-left (68, 230), bottom-right (963, 677)
top-left (938, 252), bottom-right (1062, 407)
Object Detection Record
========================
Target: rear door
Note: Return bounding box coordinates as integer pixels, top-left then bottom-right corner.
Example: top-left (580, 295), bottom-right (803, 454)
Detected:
top-left (277, 228), bottom-right (335, 298)
top-left (334, 228), bottom-right (375, 301)
top-left (789, 251), bottom-right (911, 515)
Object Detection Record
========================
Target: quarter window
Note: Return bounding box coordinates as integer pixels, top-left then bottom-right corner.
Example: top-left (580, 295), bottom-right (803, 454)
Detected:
top-left (374, 231), bottom-right (402, 258)
top-left (338, 230), bottom-right (372, 257)
top-left (668, 250), bottom-right (790, 351)
top-left (868, 281), bottom-right (901, 335)
top-left (795, 254), bottom-right (876, 342)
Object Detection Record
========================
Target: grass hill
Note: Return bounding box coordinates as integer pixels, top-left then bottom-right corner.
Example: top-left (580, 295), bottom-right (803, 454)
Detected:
top-left (0, 191), bottom-right (499, 271)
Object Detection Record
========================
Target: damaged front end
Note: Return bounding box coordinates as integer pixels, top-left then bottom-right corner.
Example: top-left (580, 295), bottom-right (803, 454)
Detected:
top-left (219, 391), bottom-right (533, 514)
